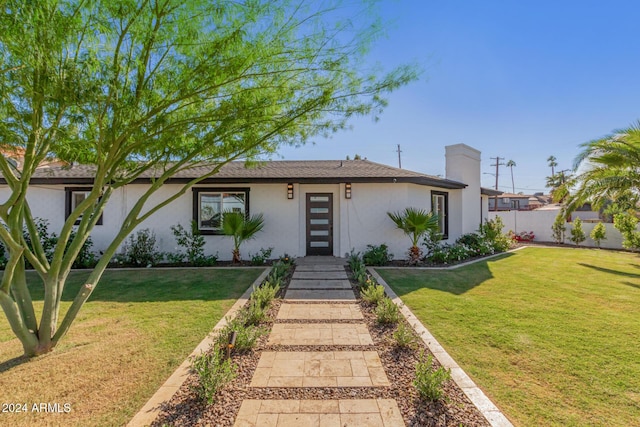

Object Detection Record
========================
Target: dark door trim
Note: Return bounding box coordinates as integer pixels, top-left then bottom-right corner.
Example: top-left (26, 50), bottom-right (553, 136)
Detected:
top-left (306, 193), bottom-right (333, 256)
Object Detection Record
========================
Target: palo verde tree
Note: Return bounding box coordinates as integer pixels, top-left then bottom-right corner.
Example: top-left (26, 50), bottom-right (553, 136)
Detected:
top-left (0, 0), bottom-right (416, 356)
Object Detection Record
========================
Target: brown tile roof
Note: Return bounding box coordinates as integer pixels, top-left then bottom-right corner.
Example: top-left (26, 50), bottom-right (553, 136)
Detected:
top-left (14, 160), bottom-right (467, 189)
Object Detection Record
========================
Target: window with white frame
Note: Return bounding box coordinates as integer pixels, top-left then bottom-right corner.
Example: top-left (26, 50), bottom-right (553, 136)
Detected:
top-left (431, 190), bottom-right (448, 239)
top-left (65, 187), bottom-right (103, 225)
top-left (192, 188), bottom-right (249, 234)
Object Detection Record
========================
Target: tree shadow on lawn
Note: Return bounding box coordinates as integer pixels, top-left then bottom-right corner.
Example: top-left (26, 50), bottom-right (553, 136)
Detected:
top-left (386, 253), bottom-right (514, 296)
top-left (578, 263), bottom-right (640, 279)
top-left (18, 268), bottom-right (262, 303)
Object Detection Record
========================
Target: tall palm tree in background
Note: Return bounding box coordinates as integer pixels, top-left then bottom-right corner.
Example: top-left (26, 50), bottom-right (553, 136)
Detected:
top-left (547, 155), bottom-right (557, 177)
top-left (561, 121), bottom-right (640, 214)
top-left (506, 160), bottom-right (516, 193)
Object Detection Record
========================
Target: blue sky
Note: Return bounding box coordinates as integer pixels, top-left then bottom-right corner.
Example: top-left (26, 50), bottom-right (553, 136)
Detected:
top-left (277, 0), bottom-right (640, 193)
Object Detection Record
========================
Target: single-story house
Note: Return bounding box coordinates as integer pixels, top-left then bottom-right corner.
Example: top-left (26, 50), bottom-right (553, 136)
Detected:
top-left (0, 144), bottom-right (501, 260)
top-left (488, 192), bottom-right (552, 211)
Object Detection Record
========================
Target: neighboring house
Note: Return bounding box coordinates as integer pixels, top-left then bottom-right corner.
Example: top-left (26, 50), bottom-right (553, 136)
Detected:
top-left (488, 192), bottom-right (551, 211)
top-left (0, 144), bottom-right (500, 260)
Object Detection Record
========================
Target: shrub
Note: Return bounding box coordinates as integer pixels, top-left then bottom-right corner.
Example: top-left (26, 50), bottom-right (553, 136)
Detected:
top-left (278, 253), bottom-right (294, 266)
top-left (479, 217), bottom-right (511, 252)
top-left (421, 229), bottom-right (442, 257)
top-left (251, 280), bottom-right (280, 309)
top-left (551, 215), bottom-right (566, 244)
top-left (361, 283), bottom-right (385, 305)
top-left (250, 247), bottom-right (273, 265)
top-left (456, 233), bottom-right (483, 248)
top-left (267, 260), bottom-right (290, 283)
top-left (413, 351), bottom-right (451, 402)
top-left (191, 347), bottom-right (236, 404)
top-left (570, 217), bottom-right (586, 246)
top-left (216, 317), bottom-right (266, 352)
top-left (122, 228), bottom-right (163, 266)
top-left (375, 297), bottom-right (400, 324)
top-left (347, 249), bottom-right (363, 271)
top-left (240, 300), bottom-right (267, 326)
top-left (590, 222), bottom-right (607, 247)
top-left (362, 244), bottom-right (393, 266)
top-left (393, 323), bottom-right (417, 349)
top-left (170, 220), bottom-right (216, 266)
top-left (613, 213), bottom-right (640, 251)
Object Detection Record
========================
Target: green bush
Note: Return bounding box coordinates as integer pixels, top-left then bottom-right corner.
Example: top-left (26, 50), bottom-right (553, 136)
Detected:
top-left (239, 300), bottom-right (267, 326)
top-left (361, 283), bottom-right (385, 305)
top-left (375, 297), bottom-right (400, 324)
top-left (393, 323), bottom-right (417, 349)
top-left (479, 217), bottom-right (511, 252)
top-left (191, 347), bottom-right (236, 404)
top-left (347, 249), bottom-right (363, 271)
top-left (363, 244), bottom-right (393, 266)
top-left (170, 220), bottom-right (217, 266)
top-left (250, 247), bottom-right (273, 266)
top-left (551, 215), bottom-right (566, 244)
top-left (122, 228), bottom-right (163, 266)
top-left (590, 222), bottom-right (607, 247)
top-left (413, 351), bottom-right (451, 402)
top-left (251, 280), bottom-right (280, 309)
top-left (216, 317), bottom-right (267, 352)
top-left (268, 260), bottom-right (290, 282)
top-left (570, 217), bottom-right (586, 246)
top-left (614, 213), bottom-right (640, 251)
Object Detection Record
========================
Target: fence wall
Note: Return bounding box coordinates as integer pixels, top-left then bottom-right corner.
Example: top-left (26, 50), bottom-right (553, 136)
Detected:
top-left (487, 210), bottom-right (634, 249)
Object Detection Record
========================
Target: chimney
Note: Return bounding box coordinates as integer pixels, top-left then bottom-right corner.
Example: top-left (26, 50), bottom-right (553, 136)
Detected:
top-left (445, 144), bottom-right (482, 237)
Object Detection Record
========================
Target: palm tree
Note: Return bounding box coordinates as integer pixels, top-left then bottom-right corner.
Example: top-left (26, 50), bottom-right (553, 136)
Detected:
top-left (506, 160), bottom-right (516, 193)
top-left (547, 155), bottom-right (557, 176)
top-left (221, 211), bottom-right (265, 263)
top-left (387, 207), bottom-right (440, 264)
top-left (563, 120), bottom-right (640, 215)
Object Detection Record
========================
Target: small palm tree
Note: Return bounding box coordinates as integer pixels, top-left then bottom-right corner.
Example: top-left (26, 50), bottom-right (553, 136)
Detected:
top-left (387, 207), bottom-right (440, 264)
top-left (221, 211), bottom-right (265, 263)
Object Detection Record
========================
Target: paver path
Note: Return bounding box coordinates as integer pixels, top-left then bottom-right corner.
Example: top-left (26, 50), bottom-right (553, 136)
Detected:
top-left (233, 257), bottom-right (405, 427)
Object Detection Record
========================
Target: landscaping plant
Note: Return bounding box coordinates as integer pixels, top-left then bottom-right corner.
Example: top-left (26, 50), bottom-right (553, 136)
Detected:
top-left (387, 207), bottom-right (440, 264)
top-left (363, 244), bottom-right (393, 266)
top-left (250, 247), bottom-right (273, 266)
top-left (569, 217), bottom-right (586, 246)
top-left (170, 221), bottom-right (217, 266)
top-left (590, 222), bottom-right (607, 247)
top-left (191, 347), bottom-right (236, 404)
top-left (613, 213), bottom-right (640, 251)
top-left (222, 212), bottom-right (265, 263)
top-left (375, 297), bottom-right (400, 324)
top-left (413, 351), bottom-right (451, 402)
top-left (392, 323), bottom-right (417, 349)
top-left (551, 214), bottom-right (567, 244)
top-left (122, 229), bottom-right (163, 266)
top-left (251, 280), bottom-right (280, 309)
top-left (479, 217), bottom-right (511, 252)
top-left (361, 283), bottom-right (386, 305)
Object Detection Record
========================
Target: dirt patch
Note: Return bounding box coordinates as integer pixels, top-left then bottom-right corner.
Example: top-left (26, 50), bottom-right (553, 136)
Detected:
top-left (0, 317), bottom-right (157, 427)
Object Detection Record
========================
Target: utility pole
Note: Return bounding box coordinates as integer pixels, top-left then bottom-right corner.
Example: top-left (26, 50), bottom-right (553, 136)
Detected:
top-left (396, 144), bottom-right (402, 168)
top-left (490, 156), bottom-right (505, 211)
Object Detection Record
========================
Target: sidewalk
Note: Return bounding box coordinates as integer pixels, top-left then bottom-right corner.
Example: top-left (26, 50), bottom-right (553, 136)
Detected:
top-left (234, 257), bottom-right (404, 427)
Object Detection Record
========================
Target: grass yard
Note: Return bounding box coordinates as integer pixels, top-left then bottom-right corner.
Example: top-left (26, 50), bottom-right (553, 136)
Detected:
top-left (0, 267), bottom-right (263, 427)
top-left (378, 247), bottom-right (640, 427)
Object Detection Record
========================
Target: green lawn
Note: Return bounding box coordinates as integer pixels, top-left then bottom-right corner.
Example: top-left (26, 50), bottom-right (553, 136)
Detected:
top-left (0, 267), bottom-right (263, 427)
top-left (378, 247), bottom-right (640, 427)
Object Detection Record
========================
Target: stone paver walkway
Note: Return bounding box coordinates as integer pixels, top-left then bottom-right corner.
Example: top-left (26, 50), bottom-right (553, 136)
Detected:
top-left (235, 399), bottom-right (404, 427)
top-left (234, 256), bottom-right (404, 427)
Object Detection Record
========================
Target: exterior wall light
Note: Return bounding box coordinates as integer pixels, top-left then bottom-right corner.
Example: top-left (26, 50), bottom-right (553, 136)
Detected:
top-left (345, 182), bottom-right (352, 199)
top-left (287, 183), bottom-right (294, 199)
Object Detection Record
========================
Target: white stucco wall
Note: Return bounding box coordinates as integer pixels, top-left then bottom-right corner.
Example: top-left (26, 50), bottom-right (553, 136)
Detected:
top-left (1, 179), bottom-right (474, 261)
